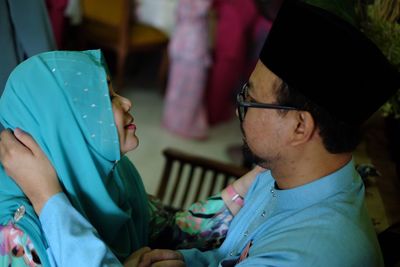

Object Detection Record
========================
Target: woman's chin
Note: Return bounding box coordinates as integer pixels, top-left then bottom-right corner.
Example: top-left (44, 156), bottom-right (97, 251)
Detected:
top-left (120, 139), bottom-right (139, 155)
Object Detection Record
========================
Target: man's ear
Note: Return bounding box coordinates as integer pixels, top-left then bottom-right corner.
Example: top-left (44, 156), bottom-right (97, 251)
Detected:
top-left (290, 111), bottom-right (315, 146)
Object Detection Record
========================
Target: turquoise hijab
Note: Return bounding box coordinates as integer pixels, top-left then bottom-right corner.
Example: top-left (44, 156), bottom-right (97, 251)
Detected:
top-left (0, 50), bottom-right (149, 264)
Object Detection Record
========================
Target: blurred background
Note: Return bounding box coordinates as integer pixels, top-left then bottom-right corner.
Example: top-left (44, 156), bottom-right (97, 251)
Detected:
top-left (1, 0), bottom-right (399, 240)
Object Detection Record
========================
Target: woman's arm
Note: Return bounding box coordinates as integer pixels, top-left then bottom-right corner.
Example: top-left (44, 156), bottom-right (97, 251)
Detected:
top-left (220, 166), bottom-right (264, 215)
top-left (0, 128), bottom-right (61, 214)
top-left (41, 193), bottom-right (123, 267)
top-left (148, 166), bottom-right (264, 250)
top-left (0, 129), bottom-right (123, 267)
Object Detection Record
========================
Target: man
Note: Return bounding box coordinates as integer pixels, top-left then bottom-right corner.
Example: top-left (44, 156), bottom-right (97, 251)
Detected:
top-left (137, 1), bottom-right (399, 265)
top-left (1, 0), bottom-right (399, 266)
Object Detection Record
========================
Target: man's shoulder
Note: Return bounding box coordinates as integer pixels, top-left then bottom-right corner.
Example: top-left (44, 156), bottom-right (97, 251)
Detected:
top-left (246, 202), bottom-right (383, 267)
top-left (247, 218), bottom-right (382, 266)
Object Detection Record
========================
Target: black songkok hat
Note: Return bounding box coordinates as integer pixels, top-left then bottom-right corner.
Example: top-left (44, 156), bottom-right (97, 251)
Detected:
top-left (260, 0), bottom-right (400, 125)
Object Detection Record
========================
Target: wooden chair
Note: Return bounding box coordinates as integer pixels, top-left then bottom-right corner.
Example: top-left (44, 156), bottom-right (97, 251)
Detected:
top-left (80, 0), bottom-right (169, 87)
top-left (156, 148), bottom-right (249, 210)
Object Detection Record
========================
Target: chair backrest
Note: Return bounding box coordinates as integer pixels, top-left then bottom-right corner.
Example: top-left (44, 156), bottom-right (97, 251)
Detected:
top-left (156, 148), bottom-right (249, 210)
top-left (81, 0), bottom-right (128, 27)
top-left (80, 0), bottom-right (130, 48)
top-left (79, 0), bottom-right (168, 87)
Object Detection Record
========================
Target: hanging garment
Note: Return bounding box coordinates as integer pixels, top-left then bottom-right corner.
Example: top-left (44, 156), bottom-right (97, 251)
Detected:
top-left (0, 0), bottom-right (56, 131)
top-left (45, 0), bottom-right (69, 48)
top-left (206, 0), bottom-right (269, 125)
top-left (0, 0), bottom-right (55, 94)
top-left (162, 0), bottom-right (212, 139)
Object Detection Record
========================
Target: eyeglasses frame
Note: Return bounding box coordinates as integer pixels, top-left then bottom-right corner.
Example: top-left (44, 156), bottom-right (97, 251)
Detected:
top-left (236, 82), bottom-right (300, 122)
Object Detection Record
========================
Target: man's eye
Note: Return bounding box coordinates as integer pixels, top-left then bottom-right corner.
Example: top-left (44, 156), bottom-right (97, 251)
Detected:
top-left (244, 87), bottom-right (251, 100)
top-left (244, 92), bottom-right (251, 102)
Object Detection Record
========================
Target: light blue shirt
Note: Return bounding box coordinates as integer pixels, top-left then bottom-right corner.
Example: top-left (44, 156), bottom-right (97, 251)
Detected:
top-left (40, 193), bottom-right (122, 267)
top-left (180, 160), bottom-right (383, 266)
top-left (39, 160), bottom-right (383, 267)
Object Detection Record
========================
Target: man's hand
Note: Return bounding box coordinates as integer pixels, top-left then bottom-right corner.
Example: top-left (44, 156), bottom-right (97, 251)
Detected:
top-left (0, 128), bottom-right (61, 214)
top-left (138, 249), bottom-right (185, 267)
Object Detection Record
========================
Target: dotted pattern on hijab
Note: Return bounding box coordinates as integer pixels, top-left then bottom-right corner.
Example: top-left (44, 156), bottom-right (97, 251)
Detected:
top-left (44, 54), bottom-right (119, 160)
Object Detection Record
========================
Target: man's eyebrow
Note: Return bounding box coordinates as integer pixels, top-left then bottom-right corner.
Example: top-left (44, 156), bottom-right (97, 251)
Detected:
top-left (247, 81), bottom-right (255, 96)
top-left (246, 81), bottom-right (261, 103)
top-left (247, 81), bottom-right (254, 91)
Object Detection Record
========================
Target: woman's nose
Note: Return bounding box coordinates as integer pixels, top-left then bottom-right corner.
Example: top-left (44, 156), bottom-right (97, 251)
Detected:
top-left (120, 96), bottom-right (132, 112)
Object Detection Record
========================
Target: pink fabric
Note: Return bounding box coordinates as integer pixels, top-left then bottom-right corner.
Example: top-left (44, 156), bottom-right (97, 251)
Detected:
top-left (46, 0), bottom-right (68, 48)
top-left (162, 0), bottom-right (212, 139)
top-left (0, 223), bottom-right (39, 266)
top-left (206, 0), bottom-right (270, 125)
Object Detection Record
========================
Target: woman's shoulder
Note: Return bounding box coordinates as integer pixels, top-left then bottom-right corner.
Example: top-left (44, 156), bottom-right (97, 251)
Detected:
top-left (0, 222), bottom-right (42, 266)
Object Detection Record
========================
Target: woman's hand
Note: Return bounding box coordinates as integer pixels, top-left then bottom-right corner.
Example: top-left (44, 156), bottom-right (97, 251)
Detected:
top-left (221, 165), bottom-right (265, 215)
top-left (124, 247), bottom-right (152, 267)
top-left (124, 247), bottom-right (184, 267)
top-left (138, 249), bottom-right (185, 267)
top-left (233, 165), bottom-right (265, 196)
top-left (0, 128), bottom-right (61, 214)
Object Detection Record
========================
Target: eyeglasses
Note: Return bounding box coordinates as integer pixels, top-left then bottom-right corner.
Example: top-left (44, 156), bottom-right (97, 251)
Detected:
top-left (236, 82), bottom-right (299, 122)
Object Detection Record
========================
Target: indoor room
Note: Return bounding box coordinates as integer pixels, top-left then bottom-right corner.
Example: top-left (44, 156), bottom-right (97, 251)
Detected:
top-left (1, 0), bottom-right (399, 266)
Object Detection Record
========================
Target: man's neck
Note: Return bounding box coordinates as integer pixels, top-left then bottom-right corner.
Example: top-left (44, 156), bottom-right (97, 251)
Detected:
top-left (271, 150), bottom-right (352, 190)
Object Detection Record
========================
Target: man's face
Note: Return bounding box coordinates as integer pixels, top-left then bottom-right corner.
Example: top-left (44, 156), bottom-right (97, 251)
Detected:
top-left (240, 61), bottom-right (291, 169)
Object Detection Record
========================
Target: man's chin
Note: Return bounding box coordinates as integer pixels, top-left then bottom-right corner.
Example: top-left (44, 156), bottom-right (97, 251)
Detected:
top-left (242, 141), bottom-right (267, 168)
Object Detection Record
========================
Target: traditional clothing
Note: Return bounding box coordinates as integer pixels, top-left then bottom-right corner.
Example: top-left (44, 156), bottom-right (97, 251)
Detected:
top-left (0, 0), bottom-right (55, 126)
top-left (162, 0), bottom-right (212, 139)
top-left (0, 0), bottom-right (56, 87)
top-left (45, 0), bottom-right (69, 48)
top-left (180, 161), bottom-right (384, 266)
top-left (0, 50), bottom-right (150, 265)
top-left (0, 51), bottom-right (239, 267)
top-left (206, 0), bottom-right (269, 125)
top-left (260, 0), bottom-right (400, 125)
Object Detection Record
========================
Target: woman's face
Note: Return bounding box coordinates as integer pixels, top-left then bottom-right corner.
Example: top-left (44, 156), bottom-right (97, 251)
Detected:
top-left (108, 81), bottom-right (138, 155)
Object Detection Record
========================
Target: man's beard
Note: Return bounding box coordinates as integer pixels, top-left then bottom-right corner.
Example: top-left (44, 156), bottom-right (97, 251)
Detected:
top-left (242, 140), bottom-right (268, 168)
top-left (240, 123), bottom-right (269, 168)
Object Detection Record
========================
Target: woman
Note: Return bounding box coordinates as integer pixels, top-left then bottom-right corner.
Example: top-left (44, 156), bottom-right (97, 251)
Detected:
top-left (0, 50), bottom-right (259, 266)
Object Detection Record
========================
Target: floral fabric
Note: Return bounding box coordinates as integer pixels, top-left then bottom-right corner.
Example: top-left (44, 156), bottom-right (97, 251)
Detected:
top-left (0, 223), bottom-right (41, 267)
top-left (149, 193), bottom-right (233, 250)
top-left (0, 193), bottom-right (233, 266)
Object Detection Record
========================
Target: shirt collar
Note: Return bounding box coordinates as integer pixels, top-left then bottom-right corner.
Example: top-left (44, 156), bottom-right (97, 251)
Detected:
top-left (269, 158), bottom-right (359, 212)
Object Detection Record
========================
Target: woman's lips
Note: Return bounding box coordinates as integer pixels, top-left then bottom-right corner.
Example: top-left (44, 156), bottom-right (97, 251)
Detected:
top-left (125, 123), bottom-right (136, 130)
